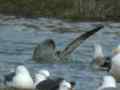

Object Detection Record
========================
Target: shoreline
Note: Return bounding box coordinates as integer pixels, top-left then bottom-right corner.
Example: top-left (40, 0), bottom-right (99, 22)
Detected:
top-left (0, 0), bottom-right (119, 22)
top-left (0, 14), bottom-right (120, 22)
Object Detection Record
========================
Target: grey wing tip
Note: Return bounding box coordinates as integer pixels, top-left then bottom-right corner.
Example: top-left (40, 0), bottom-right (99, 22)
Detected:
top-left (92, 24), bottom-right (104, 32)
top-left (79, 24), bottom-right (104, 40)
top-left (95, 24), bottom-right (104, 30)
top-left (94, 23), bottom-right (104, 27)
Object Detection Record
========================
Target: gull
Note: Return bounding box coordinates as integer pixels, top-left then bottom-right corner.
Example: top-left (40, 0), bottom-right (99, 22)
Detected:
top-left (91, 44), bottom-right (111, 71)
top-left (97, 75), bottom-right (116, 90)
top-left (32, 25), bottom-right (104, 63)
top-left (4, 65), bottom-right (34, 89)
top-left (35, 77), bottom-right (75, 90)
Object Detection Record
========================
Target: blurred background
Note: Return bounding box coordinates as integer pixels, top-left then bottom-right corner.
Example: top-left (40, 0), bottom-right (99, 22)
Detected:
top-left (0, 0), bottom-right (119, 21)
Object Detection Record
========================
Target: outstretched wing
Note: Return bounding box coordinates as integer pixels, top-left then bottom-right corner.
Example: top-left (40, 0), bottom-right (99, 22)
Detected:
top-left (62, 24), bottom-right (104, 56)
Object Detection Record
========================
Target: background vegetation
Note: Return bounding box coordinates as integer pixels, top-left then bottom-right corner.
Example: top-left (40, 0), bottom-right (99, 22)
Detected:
top-left (0, 0), bottom-right (119, 20)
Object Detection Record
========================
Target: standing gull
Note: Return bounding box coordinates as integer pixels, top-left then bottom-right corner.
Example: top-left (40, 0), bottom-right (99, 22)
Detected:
top-left (4, 65), bottom-right (34, 89)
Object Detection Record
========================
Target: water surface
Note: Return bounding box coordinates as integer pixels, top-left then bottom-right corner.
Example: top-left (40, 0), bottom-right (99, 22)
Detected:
top-left (0, 17), bottom-right (120, 90)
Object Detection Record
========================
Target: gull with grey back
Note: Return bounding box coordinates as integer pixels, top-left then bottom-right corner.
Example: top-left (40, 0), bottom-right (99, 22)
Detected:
top-left (32, 24), bottom-right (104, 63)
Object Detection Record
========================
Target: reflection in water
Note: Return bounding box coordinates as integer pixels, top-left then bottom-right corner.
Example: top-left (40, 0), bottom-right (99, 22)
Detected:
top-left (0, 17), bottom-right (119, 90)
